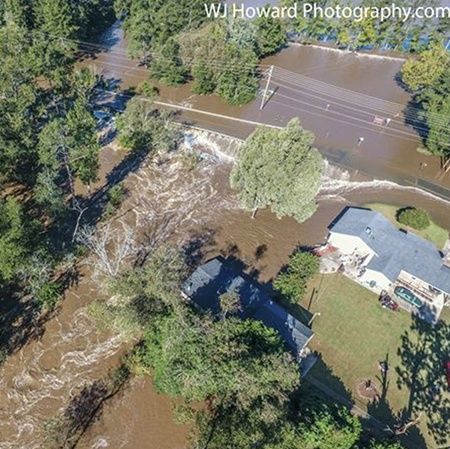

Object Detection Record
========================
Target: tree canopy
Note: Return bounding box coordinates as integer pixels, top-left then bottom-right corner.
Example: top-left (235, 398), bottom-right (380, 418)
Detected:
top-left (400, 46), bottom-right (450, 157)
top-left (401, 44), bottom-right (450, 92)
top-left (0, 0), bottom-right (115, 308)
top-left (274, 251), bottom-right (320, 303)
top-left (117, 1), bottom-right (287, 105)
top-left (116, 97), bottom-right (180, 153)
top-left (418, 69), bottom-right (450, 157)
top-left (282, 0), bottom-right (448, 54)
top-left (230, 118), bottom-right (324, 222)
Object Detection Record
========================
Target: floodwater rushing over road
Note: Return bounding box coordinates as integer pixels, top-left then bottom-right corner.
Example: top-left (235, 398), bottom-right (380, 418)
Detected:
top-left (81, 22), bottom-right (450, 199)
top-left (2, 20), bottom-right (450, 447)
top-left (1, 130), bottom-right (450, 449)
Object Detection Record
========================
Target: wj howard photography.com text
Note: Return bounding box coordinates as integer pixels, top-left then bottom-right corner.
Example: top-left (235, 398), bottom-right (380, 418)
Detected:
top-left (205, 2), bottom-right (450, 22)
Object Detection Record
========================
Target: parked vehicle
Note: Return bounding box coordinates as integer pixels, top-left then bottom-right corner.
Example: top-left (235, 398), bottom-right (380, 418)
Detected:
top-left (379, 291), bottom-right (399, 312)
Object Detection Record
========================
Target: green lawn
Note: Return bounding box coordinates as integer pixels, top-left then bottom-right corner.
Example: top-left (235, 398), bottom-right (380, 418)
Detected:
top-left (365, 203), bottom-right (448, 250)
top-left (440, 306), bottom-right (450, 324)
top-left (298, 274), bottom-right (450, 449)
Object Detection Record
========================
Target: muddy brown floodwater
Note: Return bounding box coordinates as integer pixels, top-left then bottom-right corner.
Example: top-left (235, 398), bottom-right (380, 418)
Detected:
top-left (2, 129), bottom-right (449, 449)
top-left (82, 22), bottom-right (450, 197)
top-left (2, 28), bottom-right (450, 448)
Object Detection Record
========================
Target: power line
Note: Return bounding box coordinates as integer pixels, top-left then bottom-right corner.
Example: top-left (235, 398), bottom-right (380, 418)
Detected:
top-left (269, 78), bottom-right (432, 137)
top-left (31, 30), bottom-right (450, 146)
top-left (34, 29), bottom-right (450, 132)
top-left (90, 59), bottom-right (450, 146)
top-left (273, 67), bottom-right (450, 129)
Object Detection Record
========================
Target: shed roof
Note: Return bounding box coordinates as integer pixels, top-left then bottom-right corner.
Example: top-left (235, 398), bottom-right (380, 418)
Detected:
top-left (253, 300), bottom-right (313, 353)
top-left (182, 257), bottom-right (266, 318)
top-left (182, 257), bottom-right (314, 354)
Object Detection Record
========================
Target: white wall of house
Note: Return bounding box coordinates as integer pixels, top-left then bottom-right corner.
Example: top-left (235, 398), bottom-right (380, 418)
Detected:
top-left (328, 232), bottom-right (375, 257)
top-left (359, 269), bottom-right (392, 294)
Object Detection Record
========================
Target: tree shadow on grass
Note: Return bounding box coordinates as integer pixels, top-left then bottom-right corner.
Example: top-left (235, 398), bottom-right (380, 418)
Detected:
top-left (304, 353), bottom-right (355, 408)
top-left (363, 313), bottom-right (450, 449)
top-left (394, 315), bottom-right (450, 447)
top-left (365, 352), bottom-right (428, 449)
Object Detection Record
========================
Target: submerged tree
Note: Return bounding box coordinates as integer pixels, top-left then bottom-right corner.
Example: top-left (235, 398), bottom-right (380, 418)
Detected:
top-left (116, 97), bottom-right (180, 153)
top-left (401, 44), bottom-right (450, 92)
top-left (230, 118), bottom-right (323, 222)
top-left (254, 11), bottom-right (286, 57)
top-left (149, 38), bottom-right (187, 85)
top-left (418, 70), bottom-right (450, 157)
top-left (216, 42), bottom-right (259, 105)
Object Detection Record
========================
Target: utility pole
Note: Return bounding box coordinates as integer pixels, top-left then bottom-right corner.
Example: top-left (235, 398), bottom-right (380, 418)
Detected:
top-left (260, 65), bottom-right (274, 110)
top-left (308, 312), bottom-right (321, 327)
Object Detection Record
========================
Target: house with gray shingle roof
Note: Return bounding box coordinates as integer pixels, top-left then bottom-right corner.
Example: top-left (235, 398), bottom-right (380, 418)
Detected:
top-left (327, 207), bottom-right (450, 322)
top-left (182, 257), bottom-right (314, 358)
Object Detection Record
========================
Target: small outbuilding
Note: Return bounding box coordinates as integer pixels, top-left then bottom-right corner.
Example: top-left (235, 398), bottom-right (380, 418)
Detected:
top-left (182, 257), bottom-right (314, 358)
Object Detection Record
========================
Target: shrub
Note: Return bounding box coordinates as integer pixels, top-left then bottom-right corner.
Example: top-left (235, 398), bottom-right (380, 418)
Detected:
top-left (104, 183), bottom-right (127, 218)
top-left (137, 81), bottom-right (159, 99)
top-left (397, 207), bottom-right (430, 230)
top-left (36, 281), bottom-right (61, 310)
top-left (178, 151), bottom-right (201, 171)
top-left (273, 251), bottom-right (319, 303)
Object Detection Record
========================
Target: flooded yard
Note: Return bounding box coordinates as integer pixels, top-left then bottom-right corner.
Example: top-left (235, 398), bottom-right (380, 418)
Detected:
top-left (1, 128), bottom-right (449, 448)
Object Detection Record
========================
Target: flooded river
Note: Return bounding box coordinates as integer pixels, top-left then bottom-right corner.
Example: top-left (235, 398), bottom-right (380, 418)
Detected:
top-left (1, 129), bottom-right (450, 449)
top-left (2, 21), bottom-right (450, 449)
top-left (82, 22), bottom-right (450, 198)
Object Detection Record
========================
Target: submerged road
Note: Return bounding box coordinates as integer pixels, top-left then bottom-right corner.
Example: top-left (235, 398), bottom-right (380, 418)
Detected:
top-left (79, 22), bottom-right (450, 201)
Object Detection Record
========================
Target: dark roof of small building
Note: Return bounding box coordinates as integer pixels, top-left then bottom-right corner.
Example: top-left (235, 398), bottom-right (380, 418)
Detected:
top-left (329, 207), bottom-right (450, 293)
top-left (182, 257), bottom-right (313, 354)
top-left (182, 258), bottom-right (266, 318)
top-left (253, 300), bottom-right (313, 353)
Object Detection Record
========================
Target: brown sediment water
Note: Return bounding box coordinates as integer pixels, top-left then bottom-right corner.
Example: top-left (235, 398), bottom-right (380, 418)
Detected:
top-left (76, 377), bottom-right (190, 449)
top-left (1, 129), bottom-right (450, 448)
top-left (3, 19), bottom-right (450, 445)
top-left (81, 22), bottom-right (450, 196)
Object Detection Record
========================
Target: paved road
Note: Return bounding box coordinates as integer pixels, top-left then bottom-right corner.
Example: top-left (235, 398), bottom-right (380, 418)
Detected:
top-left (80, 24), bottom-right (450, 202)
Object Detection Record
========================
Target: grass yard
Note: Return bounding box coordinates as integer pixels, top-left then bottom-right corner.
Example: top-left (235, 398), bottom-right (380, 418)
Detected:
top-left (297, 274), bottom-right (450, 449)
top-left (440, 306), bottom-right (450, 324)
top-left (365, 203), bottom-right (448, 250)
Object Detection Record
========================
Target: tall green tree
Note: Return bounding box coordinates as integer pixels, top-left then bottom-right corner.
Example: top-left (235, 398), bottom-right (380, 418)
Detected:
top-left (38, 98), bottom-right (100, 191)
top-left (230, 118), bottom-right (323, 222)
top-left (149, 38), bottom-right (187, 85)
top-left (119, 0), bottom-right (211, 62)
top-left (216, 42), bottom-right (259, 105)
top-left (254, 11), bottom-right (286, 57)
top-left (0, 23), bottom-right (40, 182)
top-left (1, 0), bottom-right (33, 28)
top-left (139, 311), bottom-right (299, 406)
top-left (116, 97), bottom-right (180, 153)
top-left (274, 251), bottom-right (320, 303)
top-left (401, 44), bottom-right (450, 92)
top-left (192, 59), bottom-right (216, 94)
top-left (0, 198), bottom-right (41, 284)
top-left (298, 411), bottom-right (361, 449)
top-left (418, 71), bottom-right (450, 157)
